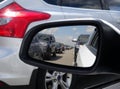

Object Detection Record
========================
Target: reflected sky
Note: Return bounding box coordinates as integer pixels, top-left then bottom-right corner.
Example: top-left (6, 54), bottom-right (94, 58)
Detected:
top-left (40, 26), bottom-right (95, 46)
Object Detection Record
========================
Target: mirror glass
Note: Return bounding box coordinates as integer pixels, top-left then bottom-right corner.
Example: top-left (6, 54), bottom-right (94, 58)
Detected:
top-left (28, 25), bottom-right (99, 68)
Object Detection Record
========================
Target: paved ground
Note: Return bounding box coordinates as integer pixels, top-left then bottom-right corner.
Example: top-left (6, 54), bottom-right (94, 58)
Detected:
top-left (47, 49), bottom-right (74, 66)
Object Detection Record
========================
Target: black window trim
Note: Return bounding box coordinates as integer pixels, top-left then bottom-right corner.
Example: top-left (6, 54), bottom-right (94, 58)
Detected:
top-left (0, 0), bottom-right (4, 2)
top-left (61, 0), bottom-right (103, 10)
top-left (90, 32), bottom-right (98, 49)
top-left (86, 29), bottom-right (98, 56)
top-left (43, 0), bottom-right (107, 10)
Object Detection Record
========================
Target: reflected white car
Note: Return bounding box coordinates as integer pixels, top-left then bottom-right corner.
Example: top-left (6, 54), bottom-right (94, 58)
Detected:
top-left (76, 29), bottom-right (98, 67)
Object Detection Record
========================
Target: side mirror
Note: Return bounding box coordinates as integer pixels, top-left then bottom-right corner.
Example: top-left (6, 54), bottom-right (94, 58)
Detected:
top-left (72, 38), bottom-right (77, 42)
top-left (19, 19), bottom-right (120, 75)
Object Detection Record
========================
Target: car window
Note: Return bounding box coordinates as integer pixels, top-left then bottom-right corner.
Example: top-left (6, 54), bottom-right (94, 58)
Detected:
top-left (0, 0), bottom-right (4, 2)
top-left (43, 0), bottom-right (61, 5)
top-left (107, 0), bottom-right (120, 11)
top-left (77, 35), bottom-right (89, 45)
top-left (87, 29), bottom-right (99, 55)
top-left (61, 0), bottom-right (102, 9)
top-left (43, 0), bottom-right (102, 9)
top-left (37, 34), bottom-right (49, 41)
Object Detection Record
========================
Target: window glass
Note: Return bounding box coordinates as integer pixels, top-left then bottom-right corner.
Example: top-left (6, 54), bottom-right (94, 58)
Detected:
top-left (91, 32), bottom-right (98, 50)
top-left (107, 0), bottom-right (120, 11)
top-left (62, 0), bottom-right (102, 9)
top-left (87, 31), bottom-right (98, 56)
top-left (92, 36), bottom-right (98, 49)
top-left (77, 35), bottom-right (89, 45)
top-left (43, 0), bottom-right (61, 5)
top-left (0, 0), bottom-right (4, 2)
top-left (43, 0), bottom-right (102, 9)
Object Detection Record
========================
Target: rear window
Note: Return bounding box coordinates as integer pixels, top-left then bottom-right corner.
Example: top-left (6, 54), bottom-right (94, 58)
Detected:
top-left (107, 0), bottom-right (120, 11)
top-left (44, 0), bottom-right (102, 10)
top-left (62, 0), bottom-right (102, 9)
top-left (0, 0), bottom-right (4, 2)
top-left (43, 0), bottom-right (61, 5)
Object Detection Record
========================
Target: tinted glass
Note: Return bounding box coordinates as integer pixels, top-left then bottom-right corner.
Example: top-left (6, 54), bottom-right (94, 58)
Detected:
top-left (107, 0), bottom-right (120, 11)
top-left (91, 31), bottom-right (99, 50)
top-left (77, 35), bottom-right (89, 45)
top-left (92, 34), bottom-right (98, 49)
top-left (43, 0), bottom-right (61, 5)
top-left (62, 0), bottom-right (102, 9)
top-left (43, 0), bottom-right (102, 9)
top-left (0, 0), bottom-right (4, 2)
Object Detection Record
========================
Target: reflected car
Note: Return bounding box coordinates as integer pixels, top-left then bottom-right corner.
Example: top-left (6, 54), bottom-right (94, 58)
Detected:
top-left (55, 42), bottom-right (64, 53)
top-left (29, 33), bottom-right (56, 60)
top-left (29, 39), bottom-right (43, 60)
top-left (73, 34), bottom-right (90, 60)
top-left (76, 29), bottom-right (98, 67)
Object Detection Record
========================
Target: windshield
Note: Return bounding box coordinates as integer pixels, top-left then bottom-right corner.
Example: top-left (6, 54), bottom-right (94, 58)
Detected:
top-left (77, 35), bottom-right (89, 44)
top-left (37, 34), bottom-right (50, 42)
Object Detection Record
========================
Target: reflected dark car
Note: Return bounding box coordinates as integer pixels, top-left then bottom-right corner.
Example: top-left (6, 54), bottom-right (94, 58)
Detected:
top-left (29, 33), bottom-right (56, 60)
top-left (29, 40), bottom-right (43, 60)
top-left (55, 42), bottom-right (64, 53)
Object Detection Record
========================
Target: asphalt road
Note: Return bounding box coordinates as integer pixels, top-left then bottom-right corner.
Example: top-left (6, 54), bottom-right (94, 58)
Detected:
top-left (47, 49), bottom-right (74, 66)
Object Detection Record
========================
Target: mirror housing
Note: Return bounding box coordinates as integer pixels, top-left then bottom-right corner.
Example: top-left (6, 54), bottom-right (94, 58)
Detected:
top-left (19, 19), bottom-right (120, 75)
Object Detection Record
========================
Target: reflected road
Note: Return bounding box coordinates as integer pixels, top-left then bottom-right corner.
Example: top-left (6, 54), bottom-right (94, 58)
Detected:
top-left (47, 49), bottom-right (74, 66)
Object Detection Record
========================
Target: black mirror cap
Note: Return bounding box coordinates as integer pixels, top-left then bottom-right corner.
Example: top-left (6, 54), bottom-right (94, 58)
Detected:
top-left (19, 19), bottom-right (120, 75)
top-left (96, 23), bottom-right (120, 74)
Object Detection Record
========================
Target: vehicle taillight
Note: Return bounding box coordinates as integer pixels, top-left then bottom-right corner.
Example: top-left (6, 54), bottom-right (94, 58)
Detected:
top-left (0, 2), bottom-right (51, 38)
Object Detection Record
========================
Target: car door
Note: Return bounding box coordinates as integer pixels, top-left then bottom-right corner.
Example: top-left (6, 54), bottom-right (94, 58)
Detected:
top-left (61, 0), bottom-right (113, 23)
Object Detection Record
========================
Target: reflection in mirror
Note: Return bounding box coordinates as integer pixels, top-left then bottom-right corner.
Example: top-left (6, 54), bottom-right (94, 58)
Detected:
top-left (28, 25), bottom-right (98, 68)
